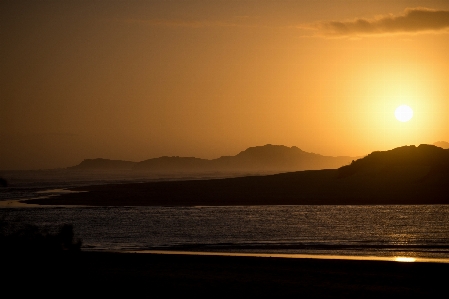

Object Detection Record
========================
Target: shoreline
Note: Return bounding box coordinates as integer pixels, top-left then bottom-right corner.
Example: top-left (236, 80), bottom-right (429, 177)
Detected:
top-left (123, 250), bottom-right (449, 264)
top-left (3, 199), bottom-right (448, 264)
top-left (3, 194), bottom-right (449, 208)
top-left (20, 169), bottom-right (449, 206)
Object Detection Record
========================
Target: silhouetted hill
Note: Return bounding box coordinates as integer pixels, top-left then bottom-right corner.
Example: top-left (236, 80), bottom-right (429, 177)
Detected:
top-left (434, 141), bottom-right (449, 149)
top-left (338, 144), bottom-right (449, 181)
top-left (338, 144), bottom-right (449, 179)
top-left (210, 145), bottom-right (355, 172)
top-left (71, 144), bottom-right (356, 173)
top-left (41, 144), bottom-right (449, 206)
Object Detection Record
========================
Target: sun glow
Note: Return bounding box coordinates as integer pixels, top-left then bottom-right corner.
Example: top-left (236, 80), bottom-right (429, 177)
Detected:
top-left (394, 257), bottom-right (416, 262)
top-left (395, 105), bottom-right (413, 122)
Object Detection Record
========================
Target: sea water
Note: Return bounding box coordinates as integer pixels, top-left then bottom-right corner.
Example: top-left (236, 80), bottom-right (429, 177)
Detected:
top-left (1, 170), bottom-right (448, 261)
top-left (1, 204), bottom-right (449, 260)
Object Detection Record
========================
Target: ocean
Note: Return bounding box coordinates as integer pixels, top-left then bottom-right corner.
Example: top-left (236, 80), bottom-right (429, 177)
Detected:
top-left (1, 171), bottom-right (449, 262)
top-left (2, 204), bottom-right (449, 260)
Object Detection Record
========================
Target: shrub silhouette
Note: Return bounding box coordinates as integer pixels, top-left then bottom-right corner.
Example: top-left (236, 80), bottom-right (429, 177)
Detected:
top-left (0, 177), bottom-right (7, 187)
top-left (0, 220), bottom-right (82, 253)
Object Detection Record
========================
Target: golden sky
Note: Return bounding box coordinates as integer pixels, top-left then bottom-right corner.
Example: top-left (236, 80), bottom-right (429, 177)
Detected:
top-left (1, 0), bottom-right (449, 170)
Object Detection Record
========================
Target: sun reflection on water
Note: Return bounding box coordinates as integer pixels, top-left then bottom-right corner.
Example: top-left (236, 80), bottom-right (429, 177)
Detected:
top-left (394, 257), bottom-right (416, 262)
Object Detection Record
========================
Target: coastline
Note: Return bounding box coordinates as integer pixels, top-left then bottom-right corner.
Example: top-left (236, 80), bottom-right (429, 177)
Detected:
top-left (22, 169), bottom-right (449, 206)
top-left (125, 250), bottom-right (449, 263)
top-left (3, 201), bottom-right (448, 264)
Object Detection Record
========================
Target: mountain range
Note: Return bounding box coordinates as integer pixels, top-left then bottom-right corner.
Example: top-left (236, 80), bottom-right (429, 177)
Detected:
top-left (69, 144), bottom-right (358, 174)
top-left (34, 143), bottom-right (449, 206)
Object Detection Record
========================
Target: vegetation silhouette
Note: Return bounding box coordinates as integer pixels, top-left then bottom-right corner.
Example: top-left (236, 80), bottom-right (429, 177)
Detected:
top-left (0, 177), bottom-right (7, 187)
top-left (0, 219), bottom-right (82, 253)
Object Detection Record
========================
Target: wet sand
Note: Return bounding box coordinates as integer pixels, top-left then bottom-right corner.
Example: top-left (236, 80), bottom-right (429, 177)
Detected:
top-left (5, 252), bottom-right (448, 297)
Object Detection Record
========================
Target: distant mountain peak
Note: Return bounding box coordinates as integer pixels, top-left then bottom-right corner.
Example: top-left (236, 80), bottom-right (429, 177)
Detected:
top-left (70, 144), bottom-right (355, 173)
top-left (237, 144), bottom-right (304, 155)
top-left (434, 141), bottom-right (449, 149)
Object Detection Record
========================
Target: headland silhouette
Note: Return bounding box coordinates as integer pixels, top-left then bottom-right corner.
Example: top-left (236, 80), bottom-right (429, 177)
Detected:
top-left (28, 144), bottom-right (449, 206)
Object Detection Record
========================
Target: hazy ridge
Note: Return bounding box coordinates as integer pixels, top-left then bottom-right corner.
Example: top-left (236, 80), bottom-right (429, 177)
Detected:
top-left (31, 144), bottom-right (449, 206)
top-left (70, 144), bottom-right (357, 173)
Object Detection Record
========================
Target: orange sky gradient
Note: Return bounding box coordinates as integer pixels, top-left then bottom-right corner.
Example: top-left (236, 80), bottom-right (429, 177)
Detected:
top-left (1, 0), bottom-right (449, 170)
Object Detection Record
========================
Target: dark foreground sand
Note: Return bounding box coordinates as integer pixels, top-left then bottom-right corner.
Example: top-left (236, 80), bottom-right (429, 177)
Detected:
top-left (4, 252), bottom-right (448, 297)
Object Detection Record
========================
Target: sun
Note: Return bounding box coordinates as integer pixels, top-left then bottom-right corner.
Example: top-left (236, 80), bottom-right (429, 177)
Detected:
top-left (395, 105), bottom-right (413, 122)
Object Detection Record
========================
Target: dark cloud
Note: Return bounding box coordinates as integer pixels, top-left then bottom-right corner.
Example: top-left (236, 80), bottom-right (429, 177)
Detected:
top-left (320, 8), bottom-right (449, 36)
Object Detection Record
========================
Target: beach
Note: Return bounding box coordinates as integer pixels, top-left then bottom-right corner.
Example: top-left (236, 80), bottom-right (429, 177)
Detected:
top-left (5, 251), bottom-right (448, 297)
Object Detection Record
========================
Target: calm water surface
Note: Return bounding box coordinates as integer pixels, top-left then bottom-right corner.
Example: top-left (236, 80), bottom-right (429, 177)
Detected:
top-left (1, 205), bottom-right (448, 260)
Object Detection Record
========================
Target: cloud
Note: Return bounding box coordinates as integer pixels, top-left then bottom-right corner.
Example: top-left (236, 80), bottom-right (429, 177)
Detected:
top-left (318, 8), bottom-right (449, 36)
